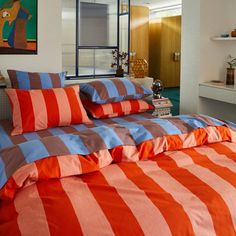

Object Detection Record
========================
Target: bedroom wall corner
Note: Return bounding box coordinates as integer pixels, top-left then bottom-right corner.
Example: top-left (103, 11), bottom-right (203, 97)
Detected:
top-left (180, 0), bottom-right (236, 120)
top-left (0, 0), bottom-right (62, 81)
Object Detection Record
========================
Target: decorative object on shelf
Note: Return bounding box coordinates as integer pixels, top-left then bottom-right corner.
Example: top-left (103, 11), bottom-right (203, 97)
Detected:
top-left (210, 80), bottom-right (225, 86)
top-left (132, 59), bottom-right (148, 78)
top-left (152, 79), bottom-right (164, 99)
top-left (231, 29), bottom-right (236, 37)
top-left (0, 0), bottom-right (37, 54)
top-left (111, 49), bottom-right (128, 77)
top-left (226, 55), bottom-right (236, 85)
top-left (152, 97), bottom-right (173, 118)
top-left (221, 34), bottom-right (230, 38)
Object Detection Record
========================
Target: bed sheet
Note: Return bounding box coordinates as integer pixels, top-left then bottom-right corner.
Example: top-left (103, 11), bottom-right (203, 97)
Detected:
top-left (0, 112), bottom-right (153, 149)
top-left (1, 142), bottom-right (236, 235)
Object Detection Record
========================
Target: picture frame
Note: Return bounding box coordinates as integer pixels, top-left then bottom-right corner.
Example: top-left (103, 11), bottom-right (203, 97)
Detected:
top-left (0, 0), bottom-right (37, 54)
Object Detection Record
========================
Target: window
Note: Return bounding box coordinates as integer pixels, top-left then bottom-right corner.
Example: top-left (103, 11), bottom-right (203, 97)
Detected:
top-left (62, 0), bottom-right (130, 78)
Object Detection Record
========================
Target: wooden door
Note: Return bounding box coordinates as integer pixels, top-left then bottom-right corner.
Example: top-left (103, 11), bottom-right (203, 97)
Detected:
top-left (160, 16), bottom-right (181, 87)
top-left (130, 6), bottom-right (149, 62)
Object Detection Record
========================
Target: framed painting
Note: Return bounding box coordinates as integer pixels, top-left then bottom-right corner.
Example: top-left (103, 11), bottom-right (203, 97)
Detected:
top-left (0, 0), bottom-right (37, 54)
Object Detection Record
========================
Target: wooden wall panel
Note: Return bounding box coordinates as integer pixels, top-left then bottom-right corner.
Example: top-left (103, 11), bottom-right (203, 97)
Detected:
top-left (130, 6), bottom-right (149, 63)
top-left (160, 16), bottom-right (181, 87)
top-left (149, 16), bottom-right (181, 87)
top-left (149, 20), bottom-right (161, 80)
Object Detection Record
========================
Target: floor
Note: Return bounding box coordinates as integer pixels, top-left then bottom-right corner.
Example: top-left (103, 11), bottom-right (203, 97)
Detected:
top-left (162, 87), bottom-right (180, 116)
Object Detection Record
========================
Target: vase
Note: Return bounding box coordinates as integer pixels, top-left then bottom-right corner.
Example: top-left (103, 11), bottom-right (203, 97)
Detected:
top-left (226, 68), bottom-right (235, 85)
top-left (132, 59), bottom-right (148, 78)
top-left (115, 66), bottom-right (124, 77)
top-left (231, 29), bottom-right (236, 37)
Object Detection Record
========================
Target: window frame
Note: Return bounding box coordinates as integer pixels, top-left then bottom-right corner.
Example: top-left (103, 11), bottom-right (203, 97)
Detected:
top-left (65, 0), bottom-right (130, 79)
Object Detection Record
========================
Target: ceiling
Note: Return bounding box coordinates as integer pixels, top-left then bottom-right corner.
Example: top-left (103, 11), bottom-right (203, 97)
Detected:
top-left (131, 0), bottom-right (182, 9)
top-left (62, 0), bottom-right (182, 10)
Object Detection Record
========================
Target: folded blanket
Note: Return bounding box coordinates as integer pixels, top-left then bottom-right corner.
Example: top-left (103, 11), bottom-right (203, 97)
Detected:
top-left (1, 114), bottom-right (235, 201)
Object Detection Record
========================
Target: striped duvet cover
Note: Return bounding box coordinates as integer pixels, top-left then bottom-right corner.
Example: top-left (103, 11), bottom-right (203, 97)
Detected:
top-left (1, 114), bottom-right (236, 235)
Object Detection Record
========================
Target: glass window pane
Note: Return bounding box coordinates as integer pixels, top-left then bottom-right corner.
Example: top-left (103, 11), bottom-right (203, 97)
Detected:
top-left (79, 0), bottom-right (117, 47)
top-left (78, 50), bottom-right (95, 76)
top-left (62, 0), bottom-right (76, 76)
top-left (95, 49), bottom-right (116, 75)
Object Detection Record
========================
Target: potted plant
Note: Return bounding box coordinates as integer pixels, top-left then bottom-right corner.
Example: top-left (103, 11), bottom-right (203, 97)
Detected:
top-left (111, 50), bottom-right (128, 77)
top-left (226, 55), bottom-right (236, 85)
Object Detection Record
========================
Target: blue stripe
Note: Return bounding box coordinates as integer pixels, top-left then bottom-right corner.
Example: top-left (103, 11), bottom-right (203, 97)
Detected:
top-left (39, 73), bottom-right (53, 89)
top-left (151, 119), bottom-right (182, 135)
top-left (93, 120), bottom-right (107, 126)
top-left (111, 118), bottom-right (153, 144)
top-left (80, 83), bottom-right (103, 103)
top-left (102, 79), bottom-right (120, 99)
top-left (23, 132), bottom-right (41, 141)
top-left (178, 115), bottom-right (207, 128)
top-left (71, 124), bottom-right (88, 131)
top-left (0, 126), bottom-right (13, 149)
top-left (58, 134), bottom-right (90, 155)
top-left (0, 157), bottom-right (7, 189)
top-left (92, 126), bottom-right (123, 148)
top-left (19, 141), bottom-right (50, 163)
top-left (122, 78), bottom-right (136, 95)
top-left (16, 71), bottom-right (30, 89)
top-left (59, 72), bottom-right (66, 87)
top-left (48, 127), bottom-right (65, 135)
top-left (201, 114), bottom-right (225, 126)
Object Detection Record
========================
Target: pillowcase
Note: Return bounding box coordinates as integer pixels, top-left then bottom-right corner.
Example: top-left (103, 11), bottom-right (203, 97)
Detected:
top-left (83, 99), bottom-right (153, 119)
top-left (5, 85), bottom-right (91, 135)
top-left (80, 78), bottom-right (152, 104)
top-left (7, 69), bottom-right (66, 89)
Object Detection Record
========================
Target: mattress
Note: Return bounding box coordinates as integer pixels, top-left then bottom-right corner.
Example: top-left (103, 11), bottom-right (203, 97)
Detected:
top-left (1, 114), bottom-right (236, 236)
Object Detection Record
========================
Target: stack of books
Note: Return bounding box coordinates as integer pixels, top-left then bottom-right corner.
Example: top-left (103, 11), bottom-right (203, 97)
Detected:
top-left (152, 97), bottom-right (173, 118)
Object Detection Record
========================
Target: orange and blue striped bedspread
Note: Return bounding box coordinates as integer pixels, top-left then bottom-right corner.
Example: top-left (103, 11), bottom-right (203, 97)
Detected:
top-left (1, 114), bottom-right (236, 235)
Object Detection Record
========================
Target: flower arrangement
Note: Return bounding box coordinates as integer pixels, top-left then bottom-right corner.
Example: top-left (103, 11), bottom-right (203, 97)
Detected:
top-left (111, 50), bottom-right (129, 69)
top-left (227, 55), bottom-right (236, 68)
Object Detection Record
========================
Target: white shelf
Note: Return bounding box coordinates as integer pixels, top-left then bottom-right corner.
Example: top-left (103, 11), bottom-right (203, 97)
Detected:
top-left (199, 82), bottom-right (236, 104)
top-left (211, 37), bottom-right (236, 41)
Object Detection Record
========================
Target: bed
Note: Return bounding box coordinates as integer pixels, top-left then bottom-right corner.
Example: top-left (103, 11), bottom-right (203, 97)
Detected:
top-left (1, 112), bottom-right (236, 236)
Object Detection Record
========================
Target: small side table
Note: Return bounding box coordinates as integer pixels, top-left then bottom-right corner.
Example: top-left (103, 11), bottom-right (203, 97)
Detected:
top-left (152, 97), bottom-right (173, 118)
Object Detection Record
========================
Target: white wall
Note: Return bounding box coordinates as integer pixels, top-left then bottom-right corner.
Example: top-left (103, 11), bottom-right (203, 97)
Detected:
top-left (0, 0), bottom-right (62, 81)
top-left (181, 0), bottom-right (236, 121)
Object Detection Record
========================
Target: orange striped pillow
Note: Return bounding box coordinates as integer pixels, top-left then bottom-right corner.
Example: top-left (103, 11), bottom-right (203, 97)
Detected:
top-left (83, 99), bottom-right (153, 119)
top-left (5, 85), bottom-right (91, 135)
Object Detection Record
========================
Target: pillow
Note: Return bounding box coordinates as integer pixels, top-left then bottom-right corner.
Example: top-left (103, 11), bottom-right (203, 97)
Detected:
top-left (80, 78), bottom-right (152, 104)
top-left (5, 85), bottom-right (91, 135)
top-left (7, 70), bottom-right (66, 89)
top-left (83, 99), bottom-right (154, 119)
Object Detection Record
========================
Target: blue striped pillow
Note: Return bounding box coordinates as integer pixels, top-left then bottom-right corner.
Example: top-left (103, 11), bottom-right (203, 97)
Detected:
top-left (80, 78), bottom-right (152, 104)
top-left (8, 70), bottom-right (66, 89)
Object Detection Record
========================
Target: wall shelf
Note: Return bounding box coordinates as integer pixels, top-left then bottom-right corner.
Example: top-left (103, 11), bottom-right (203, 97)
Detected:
top-left (199, 82), bottom-right (236, 104)
top-left (211, 37), bottom-right (236, 41)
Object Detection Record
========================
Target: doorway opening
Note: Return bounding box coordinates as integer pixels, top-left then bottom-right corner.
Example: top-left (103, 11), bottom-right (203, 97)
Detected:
top-left (130, 1), bottom-right (182, 115)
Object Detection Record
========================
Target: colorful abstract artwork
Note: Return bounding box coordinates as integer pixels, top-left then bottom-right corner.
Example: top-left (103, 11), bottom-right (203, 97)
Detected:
top-left (0, 0), bottom-right (37, 54)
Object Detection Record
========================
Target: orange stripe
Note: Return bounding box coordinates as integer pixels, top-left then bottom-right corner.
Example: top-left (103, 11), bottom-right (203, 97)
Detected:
top-left (210, 143), bottom-right (236, 162)
top-left (119, 163), bottom-right (195, 236)
top-left (35, 156), bottom-right (61, 180)
top-left (65, 87), bottom-right (83, 124)
top-left (16, 90), bottom-right (35, 133)
top-left (159, 152), bottom-right (235, 236)
top-left (184, 148), bottom-right (236, 189)
top-left (37, 180), bottom-right (83, 236)
top-left (81, 171), bottom-right (144, 235)
top-left (42, 89), bottom-right (60, 128)
top-left (0, 201), bottom-right (21, 236)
